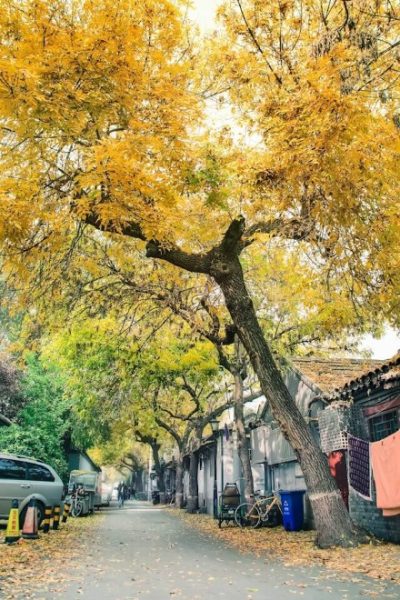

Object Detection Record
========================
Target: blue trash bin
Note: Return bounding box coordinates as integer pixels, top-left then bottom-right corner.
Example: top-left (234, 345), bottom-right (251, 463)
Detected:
top-left (279, 490), bottom-right (306, 531)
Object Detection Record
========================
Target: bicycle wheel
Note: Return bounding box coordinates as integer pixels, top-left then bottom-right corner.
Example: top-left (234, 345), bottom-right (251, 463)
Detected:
top-left (235, 502), bottom-right (261, 528)
top-left (71, 500), bottom-right (83, 517)
top-left (262, 504), bottom-right (282, 527)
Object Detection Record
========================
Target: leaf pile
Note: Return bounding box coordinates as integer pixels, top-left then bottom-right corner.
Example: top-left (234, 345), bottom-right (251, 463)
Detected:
top-left (0, 515), bottom-right (100, 599)
top-left (175, 512), bottom-right (400, 585)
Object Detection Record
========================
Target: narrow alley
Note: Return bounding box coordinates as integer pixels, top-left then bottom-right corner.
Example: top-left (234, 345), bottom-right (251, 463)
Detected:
top-left (35, 501), bottom-right (398, 600)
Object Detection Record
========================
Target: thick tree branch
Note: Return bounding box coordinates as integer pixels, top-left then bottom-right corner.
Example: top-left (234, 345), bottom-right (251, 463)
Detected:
top-left (181, 377), bottom-right (201, 419)
top-left (155, 416), bottom-right (183, 447)
top-left (146, 240), bottom-right (211, 274)
top-left (200, 388), bottom-right (261, 429)
top-left (242, 216), bottom-right (317, 250)
top-left (84, 211), bottom-right (146, 241)
top-left (135, 431), bottom-right (160, 447)
top-left (158, 404), bottom-right (194, 422)
top-left (84, 204), bottom-right (317, 280)
top-left (220, 215), bottom-right (246, 255)
top-left (120, 460), bottom-right (135, 471)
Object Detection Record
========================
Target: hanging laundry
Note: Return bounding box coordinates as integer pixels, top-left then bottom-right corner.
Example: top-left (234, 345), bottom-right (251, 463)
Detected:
top-left (371, 429), bottom-right (400, 517)
top-left (328, 450), bottom-right (349, 509)
top-left (347, 435), bottom-right (371, 500)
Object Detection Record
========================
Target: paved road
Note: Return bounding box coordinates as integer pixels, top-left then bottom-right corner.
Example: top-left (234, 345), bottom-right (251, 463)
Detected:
top-left (43, 501), bottom-right (398, 600)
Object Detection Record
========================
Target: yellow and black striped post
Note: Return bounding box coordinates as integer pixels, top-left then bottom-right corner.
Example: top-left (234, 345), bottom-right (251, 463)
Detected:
top-left (52, 505), bottom-right (61, 530)
top-left (42, 506), bottom-right (52, 533)
top-left (62, 502), bottom-right (71, 523)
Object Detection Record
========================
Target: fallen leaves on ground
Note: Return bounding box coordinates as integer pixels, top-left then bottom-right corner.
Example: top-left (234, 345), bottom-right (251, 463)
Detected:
top-left (0, 515), bottom-right (101, 599)
top-left (173, 511), bottom-right (400, 585)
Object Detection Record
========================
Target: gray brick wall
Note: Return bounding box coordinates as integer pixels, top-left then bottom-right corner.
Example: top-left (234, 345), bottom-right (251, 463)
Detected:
top-left (347, 395), bottom-right (400, 543)
top-left (348, 393), bottom-right (400, 543)
top-left (349, 485), bottom-right (400, 543)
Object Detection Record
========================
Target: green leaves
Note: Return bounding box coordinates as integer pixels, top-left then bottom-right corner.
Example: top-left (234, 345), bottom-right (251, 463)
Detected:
top-left (0, 354), bottom-right (71, 478)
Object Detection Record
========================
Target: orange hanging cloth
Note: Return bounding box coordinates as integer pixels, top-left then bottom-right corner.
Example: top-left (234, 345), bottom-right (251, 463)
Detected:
top-left (370, 430), bottom-right (400, 517)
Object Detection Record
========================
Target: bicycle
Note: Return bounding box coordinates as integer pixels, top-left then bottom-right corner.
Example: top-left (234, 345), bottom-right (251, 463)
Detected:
top-left (234, 492), bottom-right (282, 528)
top-left (165, 489), bottom-right (175, 506)
top-left (70, 486), bottom-right (85, 517)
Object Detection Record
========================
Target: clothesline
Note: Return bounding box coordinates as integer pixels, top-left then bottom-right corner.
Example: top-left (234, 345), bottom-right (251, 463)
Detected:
top-left (348, 429), bottom-right (400, 517)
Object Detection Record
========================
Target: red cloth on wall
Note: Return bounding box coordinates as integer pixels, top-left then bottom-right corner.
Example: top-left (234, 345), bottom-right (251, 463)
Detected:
top-left (328, 450), bottom-right (349, 509)
top-left (370, 429), bottom-right (400, 517)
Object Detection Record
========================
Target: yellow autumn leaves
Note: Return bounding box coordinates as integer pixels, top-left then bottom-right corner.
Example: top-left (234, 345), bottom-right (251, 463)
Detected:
top-left (0, 0), bottom-right (200, 247)
top-left (0, 0), bottom-right (398, 332)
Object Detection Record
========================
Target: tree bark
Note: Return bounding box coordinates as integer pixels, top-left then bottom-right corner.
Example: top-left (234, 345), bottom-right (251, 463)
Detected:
top-left (233, 369), bottom-right (254, 504)
top-left (211, 248), bottom-right (365, 547)
top-left (186, 449), bottom-right (199, 513)
top-left (175, 453), bottom-right (184, 509)
top-left (151, 441), bottom-right (165, 493)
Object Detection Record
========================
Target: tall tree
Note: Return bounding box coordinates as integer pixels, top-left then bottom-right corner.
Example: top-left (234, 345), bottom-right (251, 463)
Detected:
top-left (0, 0), bottom-right (399, 546)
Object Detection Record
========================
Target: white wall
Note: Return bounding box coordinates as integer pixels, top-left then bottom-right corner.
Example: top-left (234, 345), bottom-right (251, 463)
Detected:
top-left (78, 454), bottom-right (97, 472)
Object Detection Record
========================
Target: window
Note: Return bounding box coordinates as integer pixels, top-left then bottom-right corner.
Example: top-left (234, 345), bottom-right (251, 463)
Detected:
top-left (0, 458), bottom-right (26, 480)
top-left (27, 463), bottom-right (55, 482)
top-left (369, 409), bottom-right (399, 442)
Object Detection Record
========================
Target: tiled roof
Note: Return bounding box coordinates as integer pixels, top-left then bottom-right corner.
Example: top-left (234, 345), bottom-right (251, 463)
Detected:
top-left (324, 353), bottom-right (400, 401)
top-left (290, 357), bottom-right (386, 395)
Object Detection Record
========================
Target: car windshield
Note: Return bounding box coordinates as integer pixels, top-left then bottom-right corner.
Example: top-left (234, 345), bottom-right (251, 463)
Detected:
top-left (69, 473), bottom-right (97, 490)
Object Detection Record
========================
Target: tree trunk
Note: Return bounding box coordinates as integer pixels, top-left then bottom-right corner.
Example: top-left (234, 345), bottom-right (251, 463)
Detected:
top-left (213, 253), bottom-right (366, 548)
top-left (175, 454), bottom-right (184, 509)
top-left (186, 449), bottom-right (199, 513)
top-left (233, 369), bottom-right (254, 503)
top-left (133, 469), bottom-right (143, 493)
top-left (151, 442), bottom-right (165, 493)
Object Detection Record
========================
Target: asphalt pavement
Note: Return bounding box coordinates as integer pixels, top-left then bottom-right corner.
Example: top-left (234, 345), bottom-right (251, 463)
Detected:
top-left (40, 500), bottom-right (398, 600)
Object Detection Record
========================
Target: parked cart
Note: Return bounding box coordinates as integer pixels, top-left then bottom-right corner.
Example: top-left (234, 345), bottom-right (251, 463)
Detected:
top-left (66, 470), bottom-right (102, 517)
top-left (218, 483), bottom-right (241, 528)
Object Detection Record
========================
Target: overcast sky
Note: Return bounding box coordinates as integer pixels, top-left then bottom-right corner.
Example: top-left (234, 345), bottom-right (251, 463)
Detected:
top-left (189, 1), bottom-right (399, 360)
top-left (190, 0), bottom-right (218, 31)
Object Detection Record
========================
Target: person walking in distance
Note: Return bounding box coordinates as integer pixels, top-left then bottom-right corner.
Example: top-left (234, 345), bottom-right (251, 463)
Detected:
top-left (117, 482), bottom-right (125, 508)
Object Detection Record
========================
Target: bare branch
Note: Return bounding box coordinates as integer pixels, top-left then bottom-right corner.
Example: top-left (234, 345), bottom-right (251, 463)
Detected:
top-left (236, 0), bottom-right (283, 86)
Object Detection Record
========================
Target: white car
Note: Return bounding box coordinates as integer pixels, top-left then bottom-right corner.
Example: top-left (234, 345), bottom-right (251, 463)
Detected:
top-left (100, 483), bottom-right (112, 506)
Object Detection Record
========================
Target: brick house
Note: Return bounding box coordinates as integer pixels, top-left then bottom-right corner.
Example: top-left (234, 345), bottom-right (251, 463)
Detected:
top-left (319, 353), bottom-right (400, 543)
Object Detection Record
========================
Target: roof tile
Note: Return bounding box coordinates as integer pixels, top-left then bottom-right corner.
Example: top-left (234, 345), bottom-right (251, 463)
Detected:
top-left (291, 357), bottom-right (385, 394)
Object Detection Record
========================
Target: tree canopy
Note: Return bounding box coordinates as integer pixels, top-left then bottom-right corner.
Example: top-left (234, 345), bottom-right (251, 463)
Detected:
top-left (0, 0), bottom-right (397, 335)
